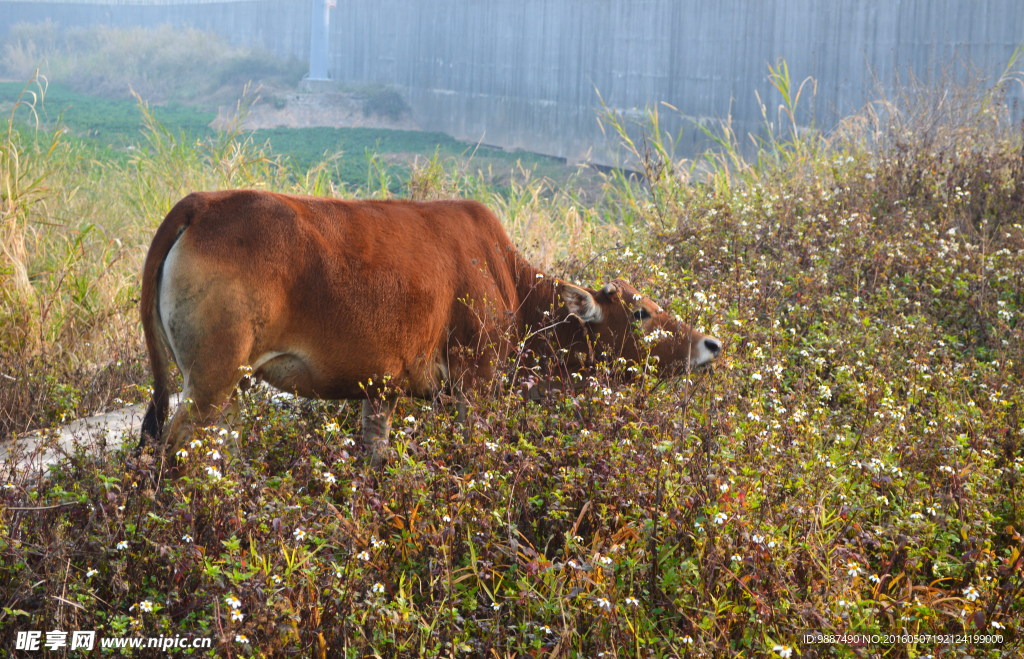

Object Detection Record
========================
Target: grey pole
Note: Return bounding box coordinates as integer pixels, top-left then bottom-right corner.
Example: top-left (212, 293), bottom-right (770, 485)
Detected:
top-left (308, 0), bottom-right (331, 81)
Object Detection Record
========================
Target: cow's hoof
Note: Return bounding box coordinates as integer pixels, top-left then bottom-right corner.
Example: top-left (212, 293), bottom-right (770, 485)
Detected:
top-left (365, 439), bottom-right (390, 469)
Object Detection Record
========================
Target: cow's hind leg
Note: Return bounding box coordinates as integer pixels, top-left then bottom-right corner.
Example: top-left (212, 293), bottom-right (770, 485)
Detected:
top-left (160, 338), bottom-right (252, 473)
top-left (455, 390), bottom-right (470, 440)
top-left (163, 371), bottom-right (245, 462)
top-left (362, 395), bottom-right (398, 469)
top-left (222, 388), bottom-right (246, 454)
top-left (156, 251), bottom-right (261, 472)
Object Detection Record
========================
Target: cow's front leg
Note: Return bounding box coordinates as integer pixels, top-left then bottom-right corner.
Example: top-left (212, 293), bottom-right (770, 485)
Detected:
top-left (362, 395), bottom-right (399, 469)
top-left (455, 390), bottom-right (470, 440)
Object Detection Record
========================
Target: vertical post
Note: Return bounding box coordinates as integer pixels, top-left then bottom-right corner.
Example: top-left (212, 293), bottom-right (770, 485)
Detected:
top-left (308, 0), bottom-right (332, 80)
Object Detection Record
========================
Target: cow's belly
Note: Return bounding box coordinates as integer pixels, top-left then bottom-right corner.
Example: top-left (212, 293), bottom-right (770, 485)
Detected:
top-left (251, 347), bottom-right (440, 401)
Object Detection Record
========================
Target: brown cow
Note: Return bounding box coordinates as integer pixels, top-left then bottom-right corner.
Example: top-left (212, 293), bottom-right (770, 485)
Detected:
top-left (139, 191), bottom-right (721, 468)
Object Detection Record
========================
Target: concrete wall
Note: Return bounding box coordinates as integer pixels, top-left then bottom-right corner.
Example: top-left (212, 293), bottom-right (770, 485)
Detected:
top-left (3, 0), bottom-right (1023, 164)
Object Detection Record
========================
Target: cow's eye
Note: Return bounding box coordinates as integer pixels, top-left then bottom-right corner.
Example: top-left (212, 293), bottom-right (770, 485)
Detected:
top-left (633, 309), bottom-right (651, 320)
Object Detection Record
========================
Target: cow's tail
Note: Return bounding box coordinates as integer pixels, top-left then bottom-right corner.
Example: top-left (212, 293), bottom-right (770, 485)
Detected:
top-left (138, 194), bottom-right (201, 451)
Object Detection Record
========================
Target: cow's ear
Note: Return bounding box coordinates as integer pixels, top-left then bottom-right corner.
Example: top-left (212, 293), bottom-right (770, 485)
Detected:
top-left (560, 282), bottom-right (603, 323)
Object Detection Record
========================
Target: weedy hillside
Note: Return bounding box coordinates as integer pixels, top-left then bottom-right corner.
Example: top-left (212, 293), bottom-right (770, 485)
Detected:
top-left (0, 57), bottom-right (1022, 658)
top-left (0, 21), bottom-right (306, 108)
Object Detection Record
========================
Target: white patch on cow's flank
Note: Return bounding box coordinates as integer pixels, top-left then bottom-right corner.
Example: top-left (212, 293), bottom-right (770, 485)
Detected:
top-left (159, 237), bottom-right (189, 383)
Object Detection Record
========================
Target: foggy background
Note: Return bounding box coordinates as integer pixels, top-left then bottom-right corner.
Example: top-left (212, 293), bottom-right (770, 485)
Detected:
top-left (2, 0), bottom-right (1023, 166)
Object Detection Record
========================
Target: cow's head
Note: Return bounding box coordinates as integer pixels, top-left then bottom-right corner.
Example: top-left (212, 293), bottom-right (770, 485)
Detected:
top-left (558, 279), bottom-right (722, 372)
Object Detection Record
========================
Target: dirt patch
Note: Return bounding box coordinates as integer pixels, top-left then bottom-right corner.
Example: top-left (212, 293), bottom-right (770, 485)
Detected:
top-left (211, 90), bottom-right (421, 131)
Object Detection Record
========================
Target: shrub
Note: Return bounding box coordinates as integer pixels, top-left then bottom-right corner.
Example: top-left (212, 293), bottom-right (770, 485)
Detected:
top-left (360, 85), bottom-right (410, 122)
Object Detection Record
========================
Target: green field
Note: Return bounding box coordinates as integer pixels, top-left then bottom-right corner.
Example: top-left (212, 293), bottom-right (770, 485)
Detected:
top-left (0, 82), bottom-right (214, 146)
top-left (248, 125), bottom-right (571, 191)
top-left (0, 82), bottom-right (573, 192)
